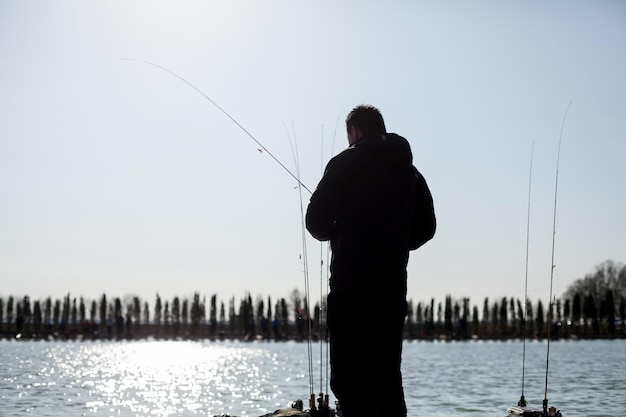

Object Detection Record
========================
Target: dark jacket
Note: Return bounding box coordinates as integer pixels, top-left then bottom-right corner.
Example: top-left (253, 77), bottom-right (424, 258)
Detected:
top-left (305, 133), bottom-right (436, 299)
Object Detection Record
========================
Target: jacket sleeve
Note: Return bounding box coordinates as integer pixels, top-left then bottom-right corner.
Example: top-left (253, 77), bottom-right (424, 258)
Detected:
top-left (305, 161), bottom-right (342, 242)
top-left (408, 166), bottom-right (436, 250)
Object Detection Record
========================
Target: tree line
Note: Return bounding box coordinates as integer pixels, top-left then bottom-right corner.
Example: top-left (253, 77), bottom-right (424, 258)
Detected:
top-left (1, 260), bottom-right (624, 341)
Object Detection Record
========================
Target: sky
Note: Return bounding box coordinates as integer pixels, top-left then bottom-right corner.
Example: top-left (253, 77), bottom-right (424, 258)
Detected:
top-left (1, 0), bottom-right (624, 313)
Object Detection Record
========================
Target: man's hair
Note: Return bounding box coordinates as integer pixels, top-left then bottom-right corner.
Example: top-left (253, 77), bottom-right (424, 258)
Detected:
top-left (345, 104), bottom-right (386, 135)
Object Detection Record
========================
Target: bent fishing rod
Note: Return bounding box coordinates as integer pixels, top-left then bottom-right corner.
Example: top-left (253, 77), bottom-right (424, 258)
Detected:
top-left (543, 100), bottom-right (572, 416)
top-left (122, 58), bottom-right (313, 194)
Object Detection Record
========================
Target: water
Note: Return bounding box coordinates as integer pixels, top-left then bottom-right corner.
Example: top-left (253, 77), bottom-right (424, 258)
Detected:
top-left (1, 338), bottom-right (624, 417)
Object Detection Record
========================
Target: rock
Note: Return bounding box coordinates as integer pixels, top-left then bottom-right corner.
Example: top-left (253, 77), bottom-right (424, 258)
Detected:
top-left (215, 407), bottom-right (309, 417)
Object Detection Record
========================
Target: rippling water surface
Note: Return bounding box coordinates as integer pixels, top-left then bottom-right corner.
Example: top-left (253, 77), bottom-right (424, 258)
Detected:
top-left (1, 338), bottom-right (624, 417)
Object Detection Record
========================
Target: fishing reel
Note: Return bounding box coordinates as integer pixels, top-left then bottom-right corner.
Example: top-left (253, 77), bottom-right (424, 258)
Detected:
top-left (506, 405), bottom-right (562, 417)
top-left (306, 393), bottom-right (336, 417)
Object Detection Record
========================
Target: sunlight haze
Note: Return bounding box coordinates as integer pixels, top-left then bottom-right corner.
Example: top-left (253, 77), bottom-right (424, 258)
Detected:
top-left (1, 0), bottom-right (624, 311)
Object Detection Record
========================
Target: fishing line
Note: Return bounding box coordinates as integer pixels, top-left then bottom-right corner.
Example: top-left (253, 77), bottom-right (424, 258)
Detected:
top-left (544, 100), bottom-right (573, 413)
top-left (123, 58), bottom-right (312, 194)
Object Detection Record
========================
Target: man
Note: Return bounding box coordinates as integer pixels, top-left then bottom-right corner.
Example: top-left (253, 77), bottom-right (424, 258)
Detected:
top-left (305, 104), bottom-right (436, 417)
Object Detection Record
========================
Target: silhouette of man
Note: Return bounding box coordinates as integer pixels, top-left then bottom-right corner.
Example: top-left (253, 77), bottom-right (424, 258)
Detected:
top-left (306, 104), bottom-right (436, 417)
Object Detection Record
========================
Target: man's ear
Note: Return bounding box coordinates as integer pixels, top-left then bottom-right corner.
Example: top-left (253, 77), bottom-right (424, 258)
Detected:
top-left (348, 126), bottom-right (363, 145)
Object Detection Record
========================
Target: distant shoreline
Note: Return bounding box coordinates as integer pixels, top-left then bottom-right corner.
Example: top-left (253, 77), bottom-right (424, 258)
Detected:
top-left (2, 324), bottom-right (624, 343)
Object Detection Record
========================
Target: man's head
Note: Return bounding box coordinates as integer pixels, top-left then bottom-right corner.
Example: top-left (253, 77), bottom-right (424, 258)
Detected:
top-left (345, 104), bottom-right (386, 145)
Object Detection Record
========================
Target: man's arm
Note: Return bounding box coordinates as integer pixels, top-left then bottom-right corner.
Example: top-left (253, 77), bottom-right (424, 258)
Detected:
top-left (305, 161), bottom-right (343, 242)
top-left (408, 167), bottom-right (436, 250)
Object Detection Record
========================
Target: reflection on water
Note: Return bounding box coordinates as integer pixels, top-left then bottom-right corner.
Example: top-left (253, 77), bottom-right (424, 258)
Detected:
top-left (1, 339), bottom-right (624, 417)
top-left (3, 340), bottom-right (316, 417)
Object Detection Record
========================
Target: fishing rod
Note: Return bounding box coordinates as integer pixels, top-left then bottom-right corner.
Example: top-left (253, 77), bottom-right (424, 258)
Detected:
top-left (283, 121), bottom-right (315, 398)
top-left (324, 117), bottom-right (339, 399)
top-left (285, 121), bottom-right (335, 415)
top-left (319, 125), bottom-right (326, 400)
top-left (543, 100), bottom-right (572, 415)
top-left (122, 58), bottom-right (313, 194)
top-left (318, 121), bottom-right (338, 405)
top-left (517, 140), bottom-right (535, 409)
top-left (506, 103), bottom-right (572, 417)
top-left (127, 57), bottom-right (338, 415)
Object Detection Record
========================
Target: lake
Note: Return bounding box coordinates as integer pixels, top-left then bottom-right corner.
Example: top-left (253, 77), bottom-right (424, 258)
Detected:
top-left (1, 338), bottom-right (623, 417)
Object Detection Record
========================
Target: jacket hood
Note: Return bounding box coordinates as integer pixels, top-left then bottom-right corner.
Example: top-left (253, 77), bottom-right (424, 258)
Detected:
top-left (353, 133), bottom-right (414, 169)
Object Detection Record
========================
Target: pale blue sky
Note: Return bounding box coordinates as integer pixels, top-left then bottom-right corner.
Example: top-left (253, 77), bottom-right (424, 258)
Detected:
top-left (1, 0), bottom-right (624, 311)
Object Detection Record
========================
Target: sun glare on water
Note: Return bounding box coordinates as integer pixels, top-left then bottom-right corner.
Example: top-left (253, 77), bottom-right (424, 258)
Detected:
top-left (42, 340), bottom-right (277, 416)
